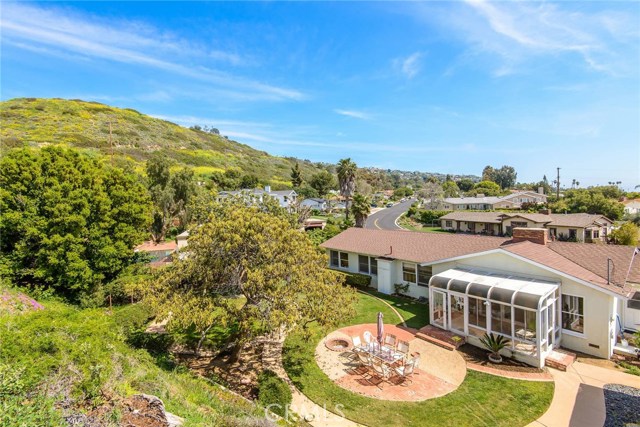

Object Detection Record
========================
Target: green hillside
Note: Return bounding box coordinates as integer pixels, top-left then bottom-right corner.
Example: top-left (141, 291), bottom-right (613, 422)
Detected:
top-left (0, 97), bottom-right (321, 187)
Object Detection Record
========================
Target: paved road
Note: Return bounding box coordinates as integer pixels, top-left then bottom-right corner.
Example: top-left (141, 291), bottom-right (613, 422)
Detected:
top-left (365, 199), bottom-right (415, 230)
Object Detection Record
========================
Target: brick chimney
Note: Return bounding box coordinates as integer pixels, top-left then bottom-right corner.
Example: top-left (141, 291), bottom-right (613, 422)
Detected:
top-left (512, 227), bottom-right (548, 245)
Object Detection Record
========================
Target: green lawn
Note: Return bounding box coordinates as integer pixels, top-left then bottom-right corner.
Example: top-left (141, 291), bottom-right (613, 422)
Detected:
top-left (397, 215), bottom-right (448, 234)
top-left (282, 292), bottom-right (553, 427)
top-left (359, 290), bottom-right (429, 329)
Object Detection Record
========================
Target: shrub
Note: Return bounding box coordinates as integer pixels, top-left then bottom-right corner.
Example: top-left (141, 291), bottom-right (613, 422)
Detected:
top-left (418, 210), bottom-right (451, 225)
top-left (332, 270), bottom-right (372, 288)
top-left (257, 370), bottom-right (291, 417)
top-left (394, 282), bottom-right (410, 296)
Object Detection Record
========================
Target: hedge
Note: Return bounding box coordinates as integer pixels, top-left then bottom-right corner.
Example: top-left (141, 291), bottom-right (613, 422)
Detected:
top-left (331, 270), bottom-right (372, 288)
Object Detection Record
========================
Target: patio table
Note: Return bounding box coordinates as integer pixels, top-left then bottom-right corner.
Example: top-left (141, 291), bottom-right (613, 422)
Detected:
top-left (362, 342), bottom-right (405, 365)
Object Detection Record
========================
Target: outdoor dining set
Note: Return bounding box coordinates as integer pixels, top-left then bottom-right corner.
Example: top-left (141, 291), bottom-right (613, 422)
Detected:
top-left (348, 313), bottom-right (421, 388)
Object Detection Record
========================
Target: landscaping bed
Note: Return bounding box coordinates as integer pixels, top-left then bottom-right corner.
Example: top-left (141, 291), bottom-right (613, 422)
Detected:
top-left (457, 344), bottom-right (546, 374)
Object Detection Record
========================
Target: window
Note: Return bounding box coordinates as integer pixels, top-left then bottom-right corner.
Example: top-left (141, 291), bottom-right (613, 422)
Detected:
top-left (592, 230), bottom-right (599, 239)
top-left (402, 262), bottom-right (417, 283)
top-left (358, 255), bottom-right (377, 275)
top-left (330, 250), bottom-right (339, 267)
top-left (417, 265), bottom-right (432, 287)
top-left (514, 308), bottom-right (537, 342)
top-left (445, 220), bottom-right (453, 228)
top-left (468, 297), bottom-right (487, 336)
top-left (491, 302), bottom-right (512, 336)
top-left (330, 250), bottom-right (349, 268)
top-left (511, 221), bottom-right (528, 228)
top-left (339, 252), bottom-right (349, 268)
top-left (561, 295), bottom-right (584, 334)
top-left (569, 229), bottom-right (577, 239)
top-left (359, 255), bottom-right (369, 274)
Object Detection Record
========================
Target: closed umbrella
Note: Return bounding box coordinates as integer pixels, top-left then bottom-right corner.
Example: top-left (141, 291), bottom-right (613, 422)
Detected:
top-left (377, 312), bottom-right (384, 347)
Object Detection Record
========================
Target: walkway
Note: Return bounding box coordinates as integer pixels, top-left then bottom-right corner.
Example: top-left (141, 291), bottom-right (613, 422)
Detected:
top-left (528, 361), bottom-right (640, 427)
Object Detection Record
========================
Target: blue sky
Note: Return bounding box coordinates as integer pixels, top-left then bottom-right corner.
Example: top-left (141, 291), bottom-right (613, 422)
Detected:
top-left (2, 1), bottom-right (639, 188)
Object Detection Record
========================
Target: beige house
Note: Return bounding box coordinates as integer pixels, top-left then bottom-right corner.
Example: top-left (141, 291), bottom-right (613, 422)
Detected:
top-left (440, 211), bottom-right (613, 243)
top-left (440, 190), bottom-right (547, 211)
top-left (321, 227), bottom-right (640, 367)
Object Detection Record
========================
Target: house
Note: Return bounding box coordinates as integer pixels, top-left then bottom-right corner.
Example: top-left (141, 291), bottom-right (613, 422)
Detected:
top-left (440, 211), bottom-right (613, 242)
top-left (623, 199), bottom-right (640, 216)
top-left (218, 185), bottom-right (297, 209)
top-left (440, 190), bottom-right (547, 211)
top-left (135, 240), bottom-right (177, 267)
top-left (320, 227), bottom-right (640, 367)
top-left (176, 230), bottom-right (189, 250)
top-left (300, 198), bottom-right (329, 211)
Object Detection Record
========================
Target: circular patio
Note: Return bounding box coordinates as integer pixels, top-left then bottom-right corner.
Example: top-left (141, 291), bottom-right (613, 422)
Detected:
top-left (315, 323), bottom-right (467, 401)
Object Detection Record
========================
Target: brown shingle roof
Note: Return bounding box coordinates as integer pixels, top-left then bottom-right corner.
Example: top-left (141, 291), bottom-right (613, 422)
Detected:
top-left (547, 213), bottom-right (612, 228)
top-left (440, 211), bottom-right (503, 224)
top-left (321, 228), bottom-right (638, 297)
top-left (320, 228), bottom-right (510, 264)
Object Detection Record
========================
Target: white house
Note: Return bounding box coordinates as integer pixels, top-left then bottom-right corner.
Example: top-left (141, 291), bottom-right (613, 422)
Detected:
top-left (218, 186), bottom-right (297, 209)
top-left (300, 198), bottom-right (329, 211)
top-left (440, 190), bottom-right (547, 211)
top-left (623, 199), bottom-right (640, 216)
top-left (321, 227), bottom-right (640, 367)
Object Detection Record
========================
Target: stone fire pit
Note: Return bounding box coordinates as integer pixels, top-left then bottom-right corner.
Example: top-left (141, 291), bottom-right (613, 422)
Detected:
top-left (325, 338), bottom-right (351, 352)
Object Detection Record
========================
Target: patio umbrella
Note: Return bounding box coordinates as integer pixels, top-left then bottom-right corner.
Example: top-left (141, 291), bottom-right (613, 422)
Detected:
top-left (377, 312), bottom-right (384, 346)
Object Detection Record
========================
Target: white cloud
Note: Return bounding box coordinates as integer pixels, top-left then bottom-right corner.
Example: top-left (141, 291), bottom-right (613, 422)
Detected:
top-left (393, 52), bottom-right (423, 78)
top-left (1, 3), bottom-right (304, 101)
top-left (334, 109), bottom-right (371, 120)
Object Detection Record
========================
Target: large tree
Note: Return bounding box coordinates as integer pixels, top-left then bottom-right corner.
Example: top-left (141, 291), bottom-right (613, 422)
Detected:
top-left (337, 158), bottom-right (357, 220)
top-left (146, 156), bottom-right (196, 242)
top-left (290, 163), bottom-right (303, 188)
top-left (493, 165), bottom-right (517, 190)
top-left (0, 147), bottom-right (151, 299)
top-left (309, 170), bottom-right (336, 197)
top-left (609, 222), bottom-right (639, 246)
top-left (143, 200), bottom-right (356, 356)
top-left (351, 194), bottom-right (371, 228)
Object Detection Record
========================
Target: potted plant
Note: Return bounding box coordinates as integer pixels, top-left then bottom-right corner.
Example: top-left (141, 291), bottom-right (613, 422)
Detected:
top-left (479, 333), bottom-right (509, 363)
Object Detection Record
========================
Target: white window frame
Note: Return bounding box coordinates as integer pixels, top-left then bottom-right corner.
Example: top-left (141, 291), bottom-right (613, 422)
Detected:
top-left (561, 294), bottom-right (585, 337)
top-left (358, 255), bottom-right (377, 276)
top-left (417, 265), bottom-right (432, 287)
top-left (330, 250), bottom-right (350, 269)
top-left (402, 262), bottom-right (417, 283)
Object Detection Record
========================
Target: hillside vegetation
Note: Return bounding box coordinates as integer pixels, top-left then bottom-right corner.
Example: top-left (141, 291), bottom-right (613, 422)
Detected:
top-left (0, 288), bottom-right (280, 426)
top-left (0, 97), bottom-right (320, 187)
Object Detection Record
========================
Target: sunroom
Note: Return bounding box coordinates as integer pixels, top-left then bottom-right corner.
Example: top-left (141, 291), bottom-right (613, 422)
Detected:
top-left (428, 268), bottom-right (560, 367)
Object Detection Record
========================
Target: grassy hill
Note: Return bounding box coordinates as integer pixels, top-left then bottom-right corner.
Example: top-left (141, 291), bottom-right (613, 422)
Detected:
top-left (0, 287), bottom-right (283, 426)
top-left (0, 97), bottom-right (323, 188)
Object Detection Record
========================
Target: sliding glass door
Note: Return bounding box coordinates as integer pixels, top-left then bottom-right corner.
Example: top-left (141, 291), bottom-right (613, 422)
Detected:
top-left (432, 290), bottom-right (447, 329)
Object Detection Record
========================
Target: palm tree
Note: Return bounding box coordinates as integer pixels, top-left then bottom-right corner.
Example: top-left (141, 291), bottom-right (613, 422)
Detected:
top-left (351, 193), bottom-right (371, 228)
top-left (337, 158), bottom-right (357, 220)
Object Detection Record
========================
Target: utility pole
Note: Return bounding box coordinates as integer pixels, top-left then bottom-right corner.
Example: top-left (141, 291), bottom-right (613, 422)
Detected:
top-left (556, 167), bottom-right (561, 200)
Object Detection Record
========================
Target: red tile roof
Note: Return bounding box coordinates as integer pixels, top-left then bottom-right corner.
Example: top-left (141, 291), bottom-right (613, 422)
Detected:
top-left (320, 228), bottom-right (639, 297)
top-left (135, 240), bottom-right (178, 252)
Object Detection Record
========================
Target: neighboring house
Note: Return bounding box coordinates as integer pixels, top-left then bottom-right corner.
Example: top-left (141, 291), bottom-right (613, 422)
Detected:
top-left (320, 227), bottom-right (640, 367)
top-left (300, 198), bottom-right (329, 211)
top-left (176, 230), bottom-right (189, 250)
top-left (135, 240), bottom-right (177, 267)
top-left (218, 185), bottom-right (297, 209)
top-left (440, 211), bottom-right (613, 243)
top-left (623, 199), bottom-right (640, 216)
top-left (440, 190), bottom-right (547, 211)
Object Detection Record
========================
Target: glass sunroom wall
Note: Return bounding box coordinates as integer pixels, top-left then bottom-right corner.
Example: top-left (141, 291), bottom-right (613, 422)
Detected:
top-left (513, 307), bottom-right (538, 355)
top-left (467, 296), bottom-right (487, 337)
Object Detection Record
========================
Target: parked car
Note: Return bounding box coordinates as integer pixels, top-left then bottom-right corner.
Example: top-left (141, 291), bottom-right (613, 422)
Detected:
top-left (371, 203), bottom-right (378, 208)
top-left (386, 202), bottom-right (393, 208)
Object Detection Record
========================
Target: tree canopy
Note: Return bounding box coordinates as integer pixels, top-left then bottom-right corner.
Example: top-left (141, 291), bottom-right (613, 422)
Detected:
top-left (309, 170), bottom-right (336, 197)
top-left (0, 147), bottom-right (152, 300)
top-left (550, 188), bottom-right (625, 220)
top-left (143, 200), bottom-right (357, 355)
top-left (351, 194), bottom-right (371, 228)
top-left (337, 158), bottom-right (357, 218)
top-left (609, 223), bottom-right (639, 246)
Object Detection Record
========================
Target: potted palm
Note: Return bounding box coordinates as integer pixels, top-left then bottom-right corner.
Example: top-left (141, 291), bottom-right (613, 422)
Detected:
top-left (479, 333), bottom-right (508, 363)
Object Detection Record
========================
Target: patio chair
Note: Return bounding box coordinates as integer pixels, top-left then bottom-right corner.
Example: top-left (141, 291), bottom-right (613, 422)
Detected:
top-left (371, 358), bottom-right (391, 387)
top-left (396, 340), bottom-right (410, 355)
top-left (408, 352), bottom-right (421, 371)
top-left (352, 335), bottom-right (365, 349)
top-left (384, 333), bottom-right (397, 350)
top-left (363, 330), bottom-right (374, 347)
top-left (394, 359), bottom-right (416, 385)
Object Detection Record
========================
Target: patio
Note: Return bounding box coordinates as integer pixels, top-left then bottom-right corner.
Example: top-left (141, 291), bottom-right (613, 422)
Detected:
top-left (315, 324), bottom-right (466, 401)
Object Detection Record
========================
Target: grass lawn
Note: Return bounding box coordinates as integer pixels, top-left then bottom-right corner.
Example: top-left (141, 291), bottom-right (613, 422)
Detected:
top-left (359, 289), bottom-right (429, 329)
top-left (283, 292), bottom-right (553, 427)
top-left (397, 215), bottom-right (448, 234)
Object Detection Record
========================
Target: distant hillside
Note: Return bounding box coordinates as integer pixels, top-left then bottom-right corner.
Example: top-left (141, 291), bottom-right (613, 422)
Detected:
top-left (0, 97), bottom-right (323, 188)
top-left (0, 97), bottom-right (479, 189)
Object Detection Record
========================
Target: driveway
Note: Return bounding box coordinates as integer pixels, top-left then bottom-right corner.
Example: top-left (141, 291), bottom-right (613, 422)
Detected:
top-left (528, 361), bottom-right (640, 427)
top-left (365, 199), bottom-right (414, 230)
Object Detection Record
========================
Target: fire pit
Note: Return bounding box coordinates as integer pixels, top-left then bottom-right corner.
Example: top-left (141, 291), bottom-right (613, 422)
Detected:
top-left (326, 338), bottom-right (351, 352)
